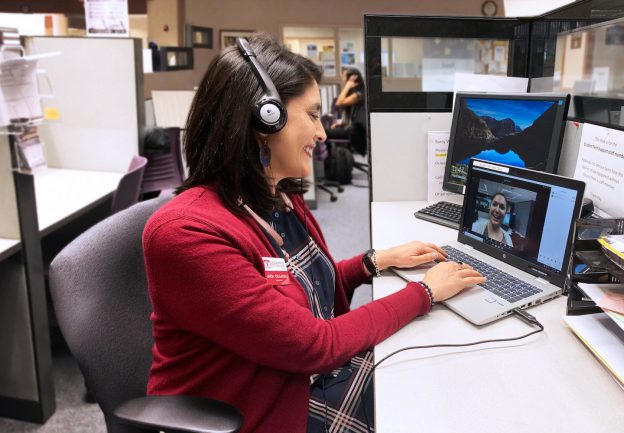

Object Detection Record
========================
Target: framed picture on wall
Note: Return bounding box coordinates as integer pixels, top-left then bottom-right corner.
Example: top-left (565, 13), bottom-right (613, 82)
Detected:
top-left (185, 24), bottom-right (213, 48)
top-left (220, 29), bottom-right (255, 49)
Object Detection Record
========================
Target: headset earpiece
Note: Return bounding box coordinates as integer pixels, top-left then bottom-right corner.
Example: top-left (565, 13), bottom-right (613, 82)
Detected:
top-left (252, 97), bottom-right (287, 134)
top-left (236, 38), bottom-right (287, 134)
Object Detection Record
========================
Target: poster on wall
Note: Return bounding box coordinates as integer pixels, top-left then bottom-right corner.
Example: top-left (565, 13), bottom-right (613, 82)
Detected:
top-left (84, 0), bottom-right (129, 37)
top-left (306, 44), bottom-right (318, 60)
top-left (320, 45), bottom-right (336, 77)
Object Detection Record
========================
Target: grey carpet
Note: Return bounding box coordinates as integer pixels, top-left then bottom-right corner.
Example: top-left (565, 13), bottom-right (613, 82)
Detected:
top-left (0, 173), bottom-right (371, 432)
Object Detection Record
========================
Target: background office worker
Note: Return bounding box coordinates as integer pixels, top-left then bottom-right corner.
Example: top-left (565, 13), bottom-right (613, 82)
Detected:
top-left (472, 192), bottom-right (513, 246)
top-left (143, 33), bottom-right (485, 433)
top-left (326, 67), bottom-right (365, 139)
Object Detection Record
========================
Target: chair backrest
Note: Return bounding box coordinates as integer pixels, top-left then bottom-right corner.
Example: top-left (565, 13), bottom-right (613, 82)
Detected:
top-left (49, 196), bottom-right (171, 433)
top-left (350, 121), bottom-right (367, 157)
top-left (142, 127), bottom-right (185, 195)
top-left (111, 155), bottom-right (148, 214)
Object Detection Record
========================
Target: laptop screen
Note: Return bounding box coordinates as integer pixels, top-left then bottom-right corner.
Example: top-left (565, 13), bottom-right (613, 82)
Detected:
top-left (460, 160), bottom-right (583, 278)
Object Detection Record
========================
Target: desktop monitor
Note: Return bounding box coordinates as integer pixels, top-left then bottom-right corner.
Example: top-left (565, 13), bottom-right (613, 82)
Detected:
top-left (442, 92), bottom-right (570, 195)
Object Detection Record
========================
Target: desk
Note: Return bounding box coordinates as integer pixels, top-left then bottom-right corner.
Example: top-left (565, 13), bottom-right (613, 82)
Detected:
top-left (34, 168), bottom-right (124, 236)
top-left (0, 167), bottom-right (123, 423)
top-left (0, 168), bottom-right (121, 267)
top-left (371, 201), bottom-right (624, 433)
top-left (0, 238), bottom-right (20, 262)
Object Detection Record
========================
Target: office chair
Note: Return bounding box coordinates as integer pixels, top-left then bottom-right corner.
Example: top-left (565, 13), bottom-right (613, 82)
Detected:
top-left (42, 154), bottom-right (149, 272)
top-left (313, 139), bottom-right (342, 202)
top-left (142, 127), bottom-right (186, 196)
top-left (110, 155), bottom-right (148, 214)
top-left (348, 122), bottom-right (369, 175)
top-left (48, 197), bottom-right (243, 433)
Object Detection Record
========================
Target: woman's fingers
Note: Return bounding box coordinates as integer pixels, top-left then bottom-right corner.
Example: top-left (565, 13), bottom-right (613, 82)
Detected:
top-left (425, 243), bottom-right (448, 257)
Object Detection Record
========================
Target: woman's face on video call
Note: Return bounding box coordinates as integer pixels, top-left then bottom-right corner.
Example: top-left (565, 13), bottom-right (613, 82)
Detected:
top-left (267, 81), bottom-right (325, 180)
top-left (489, 194), bottom-right (507, 227)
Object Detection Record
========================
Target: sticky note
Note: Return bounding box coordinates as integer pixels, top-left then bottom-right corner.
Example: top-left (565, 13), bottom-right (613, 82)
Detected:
top-left (44, 107), bottom-right (61, 120)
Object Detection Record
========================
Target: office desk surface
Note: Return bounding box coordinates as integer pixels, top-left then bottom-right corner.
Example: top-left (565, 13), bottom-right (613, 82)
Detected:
top-left (0, 238), bottom-right (20, 261)
top-left (34, 168), bottom-right (123, 236)
top-left (371, 201), bottom-right (624, 433)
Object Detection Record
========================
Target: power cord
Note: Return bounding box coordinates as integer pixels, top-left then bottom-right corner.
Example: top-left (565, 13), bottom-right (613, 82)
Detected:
top-left (359, 309), bottom-right (544, 433)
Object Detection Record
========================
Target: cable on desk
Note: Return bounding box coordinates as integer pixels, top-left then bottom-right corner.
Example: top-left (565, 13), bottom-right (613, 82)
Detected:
top-left (360, 309), bottom-right (544, 433)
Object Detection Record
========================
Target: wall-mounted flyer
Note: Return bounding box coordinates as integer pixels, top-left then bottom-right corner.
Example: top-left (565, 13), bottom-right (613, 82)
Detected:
top-left (574, 122), bottom-right (624, 217)
top-left (427, 131), bottom-right (463, 203)
top-left (84, 0), bottom-right (129, 38)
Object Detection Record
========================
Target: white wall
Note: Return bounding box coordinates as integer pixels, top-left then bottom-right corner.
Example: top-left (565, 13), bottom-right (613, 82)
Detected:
top-left (370, 112), bottom-right (453, 202)
top-left (504, 0), bottom-right (575, 17)
top-left (27, 37), bottom-right (142, 172)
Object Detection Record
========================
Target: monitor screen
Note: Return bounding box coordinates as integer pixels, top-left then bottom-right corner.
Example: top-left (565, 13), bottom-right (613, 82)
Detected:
top-left (442, 93), bottom-right (570, 194)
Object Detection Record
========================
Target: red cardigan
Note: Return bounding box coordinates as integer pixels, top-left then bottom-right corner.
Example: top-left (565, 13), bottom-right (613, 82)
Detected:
top-left (143, 186), bottom-right (430, 433)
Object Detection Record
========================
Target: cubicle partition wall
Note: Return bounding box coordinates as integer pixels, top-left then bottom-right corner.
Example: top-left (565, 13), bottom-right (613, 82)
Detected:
top-left (365, 15), bottom-right (531, 202)
top-left (0, 135), bottom-right (55, 423)
top-left (366, 2), bottom-right (624, 203)
top-left (26, 37), bottom-right (145, 172)
top-left (0, 36), bottom-right (145, 423)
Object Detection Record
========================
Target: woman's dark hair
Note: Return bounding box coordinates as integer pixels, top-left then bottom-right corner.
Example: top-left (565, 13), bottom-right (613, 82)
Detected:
top-left (491, 192), bottom-right (508, 212)
top-left (343, 67), bottom-right (365, 95)
top-left (178, 33), bottom-right (322, 214)
top-left (340, 67), bottom-right (365, 126)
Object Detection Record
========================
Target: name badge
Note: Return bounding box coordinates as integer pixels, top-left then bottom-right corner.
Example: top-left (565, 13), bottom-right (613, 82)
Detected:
top-left (262, 257), bottom-right (290, 285)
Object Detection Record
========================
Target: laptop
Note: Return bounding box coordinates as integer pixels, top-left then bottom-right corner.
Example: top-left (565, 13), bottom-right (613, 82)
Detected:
top-left (395, 159), bottom-right (585, 325)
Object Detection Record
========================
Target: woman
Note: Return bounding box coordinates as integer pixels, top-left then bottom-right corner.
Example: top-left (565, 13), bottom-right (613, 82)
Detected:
top-left (472, 192), bottom-right (513, 246)
top-left (326, 67), bottom-right (365, 140)
top-left (143, 33), bottom-right (484, 433)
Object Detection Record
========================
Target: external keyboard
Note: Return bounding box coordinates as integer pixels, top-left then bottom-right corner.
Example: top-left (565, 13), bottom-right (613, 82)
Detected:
top-left (443, 246), bottom-right (543, 303)
top-left (414, 201), bottom-right (462, 229)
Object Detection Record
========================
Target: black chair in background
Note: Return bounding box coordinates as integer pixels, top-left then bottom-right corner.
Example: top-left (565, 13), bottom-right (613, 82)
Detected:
top-left (348, 121), bottom-right (369, 175)
top-left (48, 197), bottom-right (243, 433)
top-left (142, 127), bottom-right (186, 197)
top-left (111, 155), bottom-right (148, 214)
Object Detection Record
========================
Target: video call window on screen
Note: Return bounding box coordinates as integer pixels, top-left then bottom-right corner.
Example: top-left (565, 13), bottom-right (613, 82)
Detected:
top-left (462, 164), bottom-right (579, 273)
top-left (466, 179), bottom-right (541, 254)
top-left (443, 93), bottom-right (570, 194)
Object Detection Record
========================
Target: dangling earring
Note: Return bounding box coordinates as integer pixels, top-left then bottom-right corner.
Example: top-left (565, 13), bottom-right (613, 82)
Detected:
top-left (259, 138), bottom-right (271, 167)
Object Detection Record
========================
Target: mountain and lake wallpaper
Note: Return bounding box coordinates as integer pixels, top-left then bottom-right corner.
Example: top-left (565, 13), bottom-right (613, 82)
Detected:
top-left (449, 97), bottom-right (563, 185)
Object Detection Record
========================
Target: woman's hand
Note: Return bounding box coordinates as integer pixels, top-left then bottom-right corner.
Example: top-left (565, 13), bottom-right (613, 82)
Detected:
top-left (423, 261), bottom-right (486, 302)
top-left (343, 74), bottom-right (358, 90)
top-left (375, 241), bottom-right (448, 270)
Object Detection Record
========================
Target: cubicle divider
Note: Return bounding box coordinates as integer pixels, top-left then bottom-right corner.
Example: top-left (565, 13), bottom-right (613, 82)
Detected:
top-left (365, 7), bottom-right (621, 204)
top-left (370, 112), bottom-right (452, 201)
top-left (26, 37), bottom-right (145, 172)
top-left (0, 134), bottom-right (55, 423)
top-left (0, 36), bottom-right (145, 423)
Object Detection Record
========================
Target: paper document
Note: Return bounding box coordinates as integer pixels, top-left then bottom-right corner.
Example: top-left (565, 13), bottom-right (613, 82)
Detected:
top-left (0, 56), bottom-right (43, 124)
top-left (599, 291), bottom-right (624, 315)
top-left (578, 283), bottom-right (624, 332)
top-left (15, 125), bottom-right (46, 172)
top-left (426, 131), bottom-right (463, 203)
top-left (84, 0), bottom-right (129, 37)
top-left (573, 123), bottom-right (624, 217)
top-left (564, 313), bottom-right (624, 386)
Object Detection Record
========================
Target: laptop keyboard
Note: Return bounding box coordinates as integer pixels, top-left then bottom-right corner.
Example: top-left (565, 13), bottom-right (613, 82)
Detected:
top-left (414, 201), bottom-right (462, 229)
top-left (443, 246), bottom-right (543, 303)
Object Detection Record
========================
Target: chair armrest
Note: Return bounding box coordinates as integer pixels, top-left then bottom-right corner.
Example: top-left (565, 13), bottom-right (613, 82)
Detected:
top-left (113, 395), bottom-right (243, 433)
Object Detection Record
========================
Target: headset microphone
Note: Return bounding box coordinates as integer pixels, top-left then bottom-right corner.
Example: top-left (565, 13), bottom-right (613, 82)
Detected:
top-left (236, 38), bottom-right (287, 134)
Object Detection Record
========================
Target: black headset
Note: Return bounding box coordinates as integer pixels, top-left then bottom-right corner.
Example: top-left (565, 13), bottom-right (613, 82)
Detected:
top-left (236, 38), bottom-right (287, 134)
